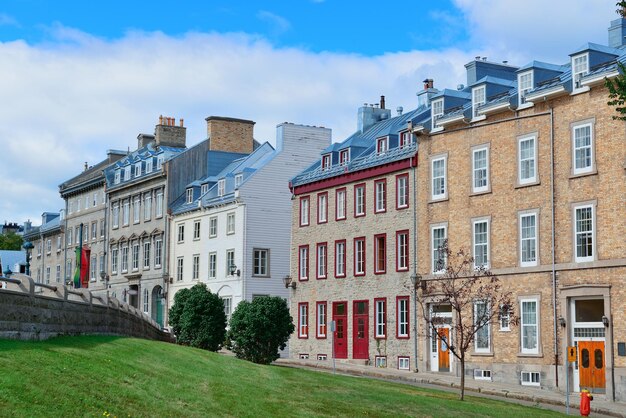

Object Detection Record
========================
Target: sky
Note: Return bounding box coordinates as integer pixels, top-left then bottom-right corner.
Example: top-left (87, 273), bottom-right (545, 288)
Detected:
top-left (0, 0), bottom-right (617, 226)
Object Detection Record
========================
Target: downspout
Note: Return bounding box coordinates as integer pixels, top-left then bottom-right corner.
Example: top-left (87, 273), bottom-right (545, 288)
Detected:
top-left (242, 201), bottom-right (247, 303)
top-left (102, 182), bottom-right (109, 296)
top-left (548, 104), bottom-right (559, 388)
top-left (411, 149), bottom-right (419, 373)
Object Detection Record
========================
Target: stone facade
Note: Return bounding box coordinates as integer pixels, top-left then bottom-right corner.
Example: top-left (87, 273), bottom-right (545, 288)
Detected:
top-left (23, 213), bottom-right (65, 287)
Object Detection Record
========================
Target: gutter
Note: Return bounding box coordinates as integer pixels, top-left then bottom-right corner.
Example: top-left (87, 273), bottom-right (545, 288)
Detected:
top-left (548, 105), bottom-right (559, 388)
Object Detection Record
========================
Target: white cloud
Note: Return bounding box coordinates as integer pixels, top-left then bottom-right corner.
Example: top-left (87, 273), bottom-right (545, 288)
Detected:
top-left (0, 13), bottom-right (19, 27)
top-left (257, 11), bottom-right (291, 35)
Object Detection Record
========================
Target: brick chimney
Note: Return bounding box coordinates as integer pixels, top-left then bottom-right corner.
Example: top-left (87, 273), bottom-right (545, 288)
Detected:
top-left (206, 116), bottom-right (255, 154)
top-left (155, 115), bottom-right (186, 148)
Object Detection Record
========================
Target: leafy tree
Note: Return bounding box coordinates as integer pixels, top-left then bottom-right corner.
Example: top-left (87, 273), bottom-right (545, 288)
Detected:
top-left (227, 296), bottom-right (294, 364)
top-left (168, 283), bottom-right (226, 351)
top-left (605, 62), bottom-right (626, 120)
top-left (0, 232), bottom-right (23, 251)
top-left (417, 241), bottom-right (517, 401)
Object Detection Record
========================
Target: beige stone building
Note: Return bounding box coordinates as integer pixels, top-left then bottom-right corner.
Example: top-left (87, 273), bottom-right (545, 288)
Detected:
top-left (22, 212), bottom-right (65, 286)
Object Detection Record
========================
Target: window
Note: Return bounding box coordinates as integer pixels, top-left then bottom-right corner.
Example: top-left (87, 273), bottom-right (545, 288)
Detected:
top-left (209, 216), bottom-right (217, 238)
top-left (474, 300), bottom-right (490, 353)
top-left (474, 369), bottom-right (492, 381)
top-left (135, 162), bottom-right (141, 177)
top-left (374, 234), bottom-right (386, 274)
top-left (227, 212), bottom-right (235, 234)
top-left (377, 137), bottom-right (388, 154)
top-left (226, 249), bottom-right (235, 275)
top-left (67, 228), bottom-right (73, 246)
top-left (111, 248), bottom-right (118, 274)
top-left (520, 298), bottom-right (538, 354)
top-left (93, 192), bottom-right (98, 207)
top-left (317, 192), bottom-right (328, 223)
top-left (572, 53), bottom-right (589, 90)
top-left (375, 298), bottom-right (386, 338)
top-left (572, 122), bottom-right (594, 174)
top-left (176, 257), bottom-right (184, 281)
top-left (354, 237), bottom-right (365, 276)
top-left (298, 245), bottom-right (309, 280)
top-left (155, 239), bottom-right (162, 267)
top-left (66, 260), bottom-right (72, 280)
top-left (46, 239), bottom-right (51, 254)
top-left (132, 242), bottom-right (139, 271)
top-left (121, 246), bottom-right (129, 272)
top-left (398, 357), bottom-right (410, 370)
top-left (298, 303), bottom-right (309, 338)
top-left (473, 219), bottom-right (490, 269)
top-left (500, 304), bottom-right (511, 331)
top-left (400, 130), bottom-right (414, 148)
top-left (124, 166), bottom-right (131, 181)
top-left (100, 219), bottom-right (105, 237)
top-left (354, 184), bottom-right (365, 217)
top-left (46, 266), bottom-right (51, 284)
top-left (339, 149), bottom-right (350, 165)
top-left (518, 135), bottom-right (537, 185)
top-left (217, 179), bottom-right (225, 196)
top-left (519, 212), bottom-right (538, 267)
top-left (472, 85), bottom-right (486, 118)
top-left (114, 170), bottom-right (121, 184)
top-left (91, 222), bottom-right (97, 240)
top-left (112, 203), bottom-right (119, 228)
top-left (75, 228), bottom-right (80, 245)
top-left (143, 242), bottom-right (150, 269)
top-left (253, 249), bottom-right (269, 276)
top-left (431, 156), bottom-right (447, 200)
top-left (235, 174), bottom-right (243, 188)
top-left (431, 225), bottom-right (447, 273)
top-left (144, 194), bottom-right (152, 221)
top-left (145, 158), bottom-right (152, 173)
top-left (55, 265), bottom-right (61, 282)
top-left (177, 223), bottom-right (185, 242)
top-left (99, 255), bottom-right (105, 276)
top-left (374, 180), bottom-right (386, 213)
top-left (186, 188), bottom-right (193, 204)
top-left (122, 199), bottom-right (130, 226)
top-left (397, 297), bottom-right (409, 338)
top-left (334, 240), bottom-right (346, 278)
top-left (431, 98), bottom-right (444, 125)
top-left (321, 154), bottom-right (331, 170)
top-left (574, 204), bottom-right (595, 262)
top-left (521, 371), bottom-right (541, 386)
top-left (156, 156), bottom-right (164, 170)
top-left (143, 288), bottom-right (149, 313)
top-left (316, 302), bottom-right (327, 338)
top-left (518, 71), bottom-right (534, 106)
top-left (472, 146), bottom-right (489, 193)
top-left (77, 197), bottom-right (81, 212)
top-left (56, 236), bottom-right (61, 251)
top-left (192, 254), bottom-right (200, 280)
top-left (396, 230), bottom-right (409, 271)
top-left (335, 188), bottom-right (346, 220)
top-left (156, 191), bottom-right (163, 218)
top-left (201, 183), bottom-right (208, 195)
top-left (318, 354), bottom-right (328, 361)
top-left (300, 197), bottom-right (310, 226)
top-left (396, 174), bottom-right (409, 209)
top-left (193, 220), bottom-right (201, 240)
top-left (208, 252), bottom-right (217, 279)
top-left (375, 356), bottom-right (387, 368)
top-left (223, 296), bottom-right (232, 321)
top-left (133, 196), bottom-right (140, 223)
top-left (316, 243), bottom-right (327, 279)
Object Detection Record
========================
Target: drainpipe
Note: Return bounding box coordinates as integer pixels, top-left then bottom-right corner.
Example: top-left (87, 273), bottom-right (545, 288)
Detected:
top-left (63, 198), bottom-right (68, 284)
top-left (411, 144), bottom-right (419, 373)
top-left (548, 105), bottom-right (559, 388)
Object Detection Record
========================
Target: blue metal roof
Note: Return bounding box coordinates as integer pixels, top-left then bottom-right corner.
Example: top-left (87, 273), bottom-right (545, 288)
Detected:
top-left (430, 88), bottom-right (471, 100)
top-left (569, 42), bottom-right (621, 57)
top-left (517, 60), bottom-right (568, 73)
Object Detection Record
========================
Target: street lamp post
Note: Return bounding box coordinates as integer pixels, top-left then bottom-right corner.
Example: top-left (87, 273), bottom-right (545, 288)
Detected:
top-left (22, 241), bottom-right (33, 276)
top-left (410, 273), bottom-right (422, 373)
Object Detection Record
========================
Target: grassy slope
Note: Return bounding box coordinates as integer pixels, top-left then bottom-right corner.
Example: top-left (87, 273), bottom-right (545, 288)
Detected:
top-left (0, 336), bottom-right (563, 418)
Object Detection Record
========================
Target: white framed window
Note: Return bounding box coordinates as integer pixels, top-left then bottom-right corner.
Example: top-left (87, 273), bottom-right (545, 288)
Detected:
top-left (177, 223), bottom-right (185, 242)
top-left (132, 242), bottom-right (139, 271)
top-left (321, 154), bottom-right (331, 170)
top-left (77, 197), bottom-right (81, 212)
top-left (156, 155), bottom-right (164, 170)
top-left (143, 241), bottom-right (150, 269)
top-left (192, 254), bottom-right (200, 280)
top-left (399, 130), bottom-right (414, 148)
top-left (519, 211), bottom-right (538, 267)
top-left (375, 298), bottom-right (386, 338)
top-left (518, 135), bottom-right (537, 185)
top-left (431, 98), bottom-right (444, 125)
top-left (226, 249), bottom-right (235, 275)
top-left (317, 193), bottom-right (327, 223)
top-left (472, 146), bottom-right (489, 193)
top-left (46, 239), bottom-right (51, 254)
top-left (253, 248), bottom-right (269, 276)
top-left (431, 155), bottom-right (447, 200)
top-left (474, 369), bottom-right (492, 381)
top-left (192, 220), bottom-right (200, 240)
top-left (521, 371), bottom-right (541, 387)
top-left (472, 218), bottom-right (490, 269)
top-left (135, 162), bottom-right (141, 177)
top-left (377, 137), bottom-right (388, 154)
top-left (299, 246), bottom-right (309, 280)
top-left (45, 266), bottom-right (51, 284)
top-left (520, 298), bottom-right (539, 354)
top-left (472, 85), bottom-right (486, 118)
top-left (318, 354), bottom-right (328, 361)
top-left (155, 239), bottom-right (162, 267)
top-left (91, 222), bottom-right (97, 240)
top-left (572, 53), bottom-right (589, 90)
top-left (217, 179), bottom-right (225, 196)
top-left (339, 149), bottom-right (350, 165)
top-left (208, 252), bottom-right (217, 279)
top-left (111, 248), bottom-right (118, 274)
top-left (93, 192), bottom-right (98, 207)
top-left (474, 300), bottom-right (490, 353)
top-left (114, 170), bottom-right (121, 184)
top-left (336, 189), bottom-right (346, 220)
top-left (316, 243), bottom-right (327, 279)
top-left (574, 203), bottom-right (595, 262)
top-left (300, 197), bottom-right (310, 226)
top-left (518, 71), bottom-right (533, 106)
top-left (572, 122), bottom-right (594, 175)
top-left (431, 225), bottom-right (447, 273)
top-left (56, 236), bottom-right (61, 251)
top-left (122, 200), bottom-right (130, 226)
top-left (186, 188), bottom-right (193, 204)
top-left (223, 296), bottom-right (232, 321)
top-left (397, 297), bottom-right (409, 338)
top-left (354, 184), bottom-right (365, 216)
top-left (156, 191), bottom-right (163, 218)
top-left (209, 216), bottom-right (217, 238)
top-left (145, 158), bottom-right (153, 173)
top-left (143, 288), bottom-right (149, 313)
top-left (375, 356), bottom-right (387, 368)
top-left (201, 183), bottom-right (208, 195)
top-left (398, 357), bottom-right (410, 370)
top-left (55, 265), bottom-right (61, 282)
top-left (226, 212), bottom-right (235, 235)
top-left (316, 302), bottom-right (327, 338)
top-left (176, 257), bottom-right (184, 281)
top-left (112, 203), bottom-right (119, 228)
top-left (121, 246), bottom-right (129, 273)
top-left (144, 194), bottom-right (152, 221)
top-left (133, 196), bottom-right (140, 223)
top-left (375, 180), bottom-right (386, 213)
top-left (124, 166), bottom-right (131, 181)
top-left (235, 174), bottom-right (243, 188)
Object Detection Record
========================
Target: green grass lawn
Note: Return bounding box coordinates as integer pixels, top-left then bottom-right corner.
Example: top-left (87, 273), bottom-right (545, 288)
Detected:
top-left (0, 336), bottom-right (563, 417)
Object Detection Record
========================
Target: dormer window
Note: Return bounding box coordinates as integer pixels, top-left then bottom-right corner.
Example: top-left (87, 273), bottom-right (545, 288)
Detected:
top-left (218, 179), bottom-right (225, 196)
top-left (518, 71), bottom-right (534, 106)
top-left (134, 162), bottom-right (142, 177)
top-left (572, 53), bottom-right (589, 90)
top-left (114, 169), bottom-right (121, 184)
top-left (431, 98), bottom-right (444, 125)
top-left (399, 131), bottom-right (413, 148)
top-left (145, 158), bottom-right (153, 173)
top-left (235, 174), bottom-right (243, 188)
top-left (186, 188), bottom-right (193, 204)
top-left (377, 137), bottom-right (388, 154)
top-left (124, 166), bottom-right (131, 181)
top-left (472, 85), bottom-right (486, 118)
top-left (201, 183), bottom-right (208, 195)
top-left (156, 156), bottom-right (164, 170)
top-left (321, 154), bottom-right (331, 170)
top-left (339, 150), bottom-right (350, 166)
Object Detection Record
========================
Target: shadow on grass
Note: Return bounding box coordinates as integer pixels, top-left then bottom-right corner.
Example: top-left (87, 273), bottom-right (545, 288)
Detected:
top-left (0, 334), bottom-right (124, 352)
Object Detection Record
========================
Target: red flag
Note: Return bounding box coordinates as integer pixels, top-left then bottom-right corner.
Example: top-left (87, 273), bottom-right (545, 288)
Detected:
top-left (80, 247), bottom-right (91, 288)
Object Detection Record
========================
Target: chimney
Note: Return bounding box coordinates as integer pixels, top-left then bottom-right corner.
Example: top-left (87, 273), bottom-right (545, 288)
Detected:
top-left (380, 95), bottom-right (386, 110)
top-left (357, 100), bottom-right (391, 133)
top-left (84, 162), bottom-right (88, 171)
top-left (206, 116), bottom-right (255, 154)
top-left (396, 106), bottom-right (403, 116)
top-left (609, 15), bottom-right (626, 48)
top-left (137, 133), bottom-right (155, 149)
top-left (155, 115), bottom-right (186, 148)
top-left (417, 78), bottom-right (439, 108)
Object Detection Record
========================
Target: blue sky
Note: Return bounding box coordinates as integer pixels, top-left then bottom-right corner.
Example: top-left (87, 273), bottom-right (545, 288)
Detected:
top-left (0, 0), bottom-right (617, 224)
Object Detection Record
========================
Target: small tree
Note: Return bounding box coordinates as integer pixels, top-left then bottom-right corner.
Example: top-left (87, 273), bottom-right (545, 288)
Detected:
top-left (0, 232), bottom-right (23, 251)
top-left (227, 296), bottom-right (294, 364)
top-left (605, 2), bottom-right (626, 119)
top-left (168, 283), bottom-right (227, 351)
top-left (417, 241), bottom-right (517, 401)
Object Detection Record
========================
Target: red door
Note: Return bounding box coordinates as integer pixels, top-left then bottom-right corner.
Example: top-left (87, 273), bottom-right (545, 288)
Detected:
top-left (333, 302), bottom-right (347, 359)
top-left (353, 300), bottom-right (369, 359)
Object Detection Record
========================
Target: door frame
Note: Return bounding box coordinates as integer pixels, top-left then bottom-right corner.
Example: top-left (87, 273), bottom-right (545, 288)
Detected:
top-left (352, 300), bottom-right (369, 359)
top-left (333, 301), bottom-right (348, 359)
top-left (428, 304), bottom-right (453, 373)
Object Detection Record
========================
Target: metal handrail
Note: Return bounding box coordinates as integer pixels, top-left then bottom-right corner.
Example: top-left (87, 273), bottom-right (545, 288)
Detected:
top-left (0, 277), bottom-right (21, 285)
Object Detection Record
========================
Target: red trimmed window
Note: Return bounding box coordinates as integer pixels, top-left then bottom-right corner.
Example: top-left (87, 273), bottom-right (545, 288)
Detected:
top-left (339, 149), bottom-right (350, 165)
top-left (396, 230), bottom-right (409, 271)
top-left (298, 302), bottom-right (309, 338)
top-left (299, 196), bottom-right (310, 226)
top-left (375, 298), bottom-right (387, 339)
top-left (335, 188), bottom-right (346, 220)
top-left (377, 137), bottom-right (388, 154)
top-left (335, 239), bottom-right (346, 278)
top-left (399, 131), bottom-right (413, 148)
top-left (321, 154), bottom-right (331, 170)
top-left (298, 245), bottom-right (309, 281)
top-left (396, 296), bottom-right (409, 339)
top-left (374, 234), bottom-right (386, 274)
top-left (316, 302), bottom-right (327, 338)
top-left (317, 192), bottom-right (328, 224)
top-left (354, 237), bottom-right (366, 276)
top-left (396, 174), bottom-right (409, 209)
top-left (354, 184), bottom-right (365, 217)
top-left (316, 242), bottom-right (327, 279)
top-left (374, 179), bottom-right (386, 213)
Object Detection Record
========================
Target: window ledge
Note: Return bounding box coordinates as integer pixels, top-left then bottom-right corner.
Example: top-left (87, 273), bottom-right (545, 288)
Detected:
top-left (515, 180), bottom-right (541, 189)
top-left (517, 352), bottom-right (543, 358)
top-left (570, 86), bottom-right (590, 96)
top-left (428, 197), bottom-right (449, 204)
top-left (471, 115), bottom-right (487, 123)
top-left (469, 190), bottom-right (491, 197)
top-left (569, 170), bottom-right (597, 179)
top-left (517, 103), bottom-right (534, 110)
top-left (471, 352), bottom-right (494, 357)
top-left (431, 127), bottom-right (444, 133)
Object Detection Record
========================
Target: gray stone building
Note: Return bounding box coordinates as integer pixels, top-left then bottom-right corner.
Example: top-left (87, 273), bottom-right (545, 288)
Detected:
top-left (22, 212), bottom-right (65, 286)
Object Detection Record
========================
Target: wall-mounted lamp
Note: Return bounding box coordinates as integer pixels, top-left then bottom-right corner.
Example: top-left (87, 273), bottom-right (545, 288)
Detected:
top-left (229, 263), bottom-right (241, 277)
top-left (602, 315), bottom-right (609, 327)
top-left (283, 275), bottom-right (296, 290)
top-left (558, 316), bottom-right (566, 328)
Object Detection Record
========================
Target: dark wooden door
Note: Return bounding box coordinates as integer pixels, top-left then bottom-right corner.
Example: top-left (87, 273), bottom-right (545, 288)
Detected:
top-left (438, 328), bottom-right (450, 372)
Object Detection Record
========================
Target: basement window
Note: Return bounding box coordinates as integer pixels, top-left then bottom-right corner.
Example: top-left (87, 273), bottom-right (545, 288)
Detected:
top-left (375, 356), bottom-right (387, 368)
top-left (299, 354), bottom-right (309, 360)
top-left (317, 354), bottom-right (327, 361)
top-left (521, 371), bottom-right (540, 386)
top-left (473, 369), bottom-right (492, 381)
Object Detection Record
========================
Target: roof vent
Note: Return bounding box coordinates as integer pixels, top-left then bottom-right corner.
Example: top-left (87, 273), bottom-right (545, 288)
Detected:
top-left (457, 84), bottom-right (465, 90)
top-left (396, 106), bottom-right (403, 116)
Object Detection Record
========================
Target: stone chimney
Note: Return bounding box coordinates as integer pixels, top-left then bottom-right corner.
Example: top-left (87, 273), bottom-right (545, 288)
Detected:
top-left (137, 133), bottom-right (155, 149)
top-left (206, 116), bottom-right (255, 154)
top-left (155, 115), bottom-right (186, 148)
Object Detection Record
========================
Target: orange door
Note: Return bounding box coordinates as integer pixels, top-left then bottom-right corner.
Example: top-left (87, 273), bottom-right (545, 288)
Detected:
top-left (578, 341), bottom-right (606, 393)
top-left (438, 328), bottom-right (450, 372)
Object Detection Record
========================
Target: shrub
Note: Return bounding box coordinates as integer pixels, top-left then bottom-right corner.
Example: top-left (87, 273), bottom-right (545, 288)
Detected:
top-left (227, 296), bottom-right (294, 364)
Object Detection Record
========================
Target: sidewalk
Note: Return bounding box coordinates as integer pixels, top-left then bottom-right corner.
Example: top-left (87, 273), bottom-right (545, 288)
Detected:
top-left (274, 358), bottom-right (626, 417)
